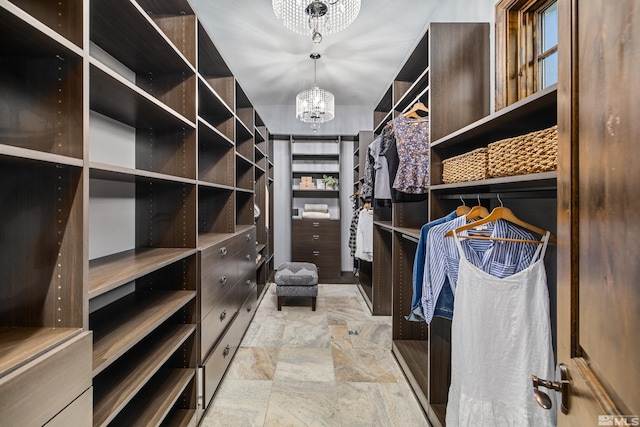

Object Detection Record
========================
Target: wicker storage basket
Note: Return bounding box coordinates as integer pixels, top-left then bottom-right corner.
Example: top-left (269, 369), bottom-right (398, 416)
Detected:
top-left (442, 147), bottom-right (488, 183)
top-left (488, 125), bottom-right (558, 177)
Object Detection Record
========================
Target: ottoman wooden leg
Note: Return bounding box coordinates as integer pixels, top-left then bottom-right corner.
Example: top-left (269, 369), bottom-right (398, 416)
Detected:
top-left (311, 296), bottom-right (316, 311)
top-left (278, 296), bottom-right (283, 311)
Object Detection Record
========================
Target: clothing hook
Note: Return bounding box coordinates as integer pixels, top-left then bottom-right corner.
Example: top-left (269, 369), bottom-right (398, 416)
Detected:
top-left (459, 195), bottom-right (466, 206)
top-left (497, 193), bottom-right (504, 207)
top-left (476, 195), bottom-right (481, 206)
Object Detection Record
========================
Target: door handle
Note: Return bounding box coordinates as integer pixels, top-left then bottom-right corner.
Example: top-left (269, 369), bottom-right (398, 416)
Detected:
top-left (531, 363), bottom-right (571, 414)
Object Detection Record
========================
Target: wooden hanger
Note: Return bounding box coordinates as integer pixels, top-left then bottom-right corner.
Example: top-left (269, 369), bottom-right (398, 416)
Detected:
top-left (403, 102), bottom-right (429, 119)
top-left (455, 196), bottom-right (471, 217)
top-left (363, 202), bottom-right (371, 211)
top-left (445, 205), bottom-right (557, 244)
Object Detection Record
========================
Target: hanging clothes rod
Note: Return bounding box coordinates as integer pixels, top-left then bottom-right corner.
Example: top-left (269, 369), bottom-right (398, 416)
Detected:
top-left (438, 190), bottom-right (556, 200)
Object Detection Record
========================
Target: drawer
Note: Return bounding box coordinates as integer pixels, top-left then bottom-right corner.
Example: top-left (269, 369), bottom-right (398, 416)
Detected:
top-left (201, 259), bottom-right (237, 321)
top-left (236, 230), bottom-right (256, 280)
top-left (292, 218), bottom-right (340, 234)
top-left (0, 331), bottom-right (92, 427)
top-left (201, 314), bottom-right (246, 408)
top-left (44, 387), bottom-right (92, 427)
top-left (200, 283), bottom-right (238, 361)
top-left (236, 284), bottom-right (258, 333)
top-left (237, 271), bottom-right (256, 309)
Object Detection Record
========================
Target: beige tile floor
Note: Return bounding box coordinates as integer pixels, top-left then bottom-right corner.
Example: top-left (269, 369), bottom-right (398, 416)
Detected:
top-left (200, 283), bottom-right (430, 427)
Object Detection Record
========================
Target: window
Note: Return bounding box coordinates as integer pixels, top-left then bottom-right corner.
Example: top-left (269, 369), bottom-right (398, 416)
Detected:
top-left (539, 1), bottom-right (558, 88)
top-left (495, 0), bottom-right (559, 109)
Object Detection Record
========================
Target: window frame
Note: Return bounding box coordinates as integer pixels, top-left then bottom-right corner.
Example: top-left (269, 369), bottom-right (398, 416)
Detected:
top-left (495, 0), bottom-right (558, 110)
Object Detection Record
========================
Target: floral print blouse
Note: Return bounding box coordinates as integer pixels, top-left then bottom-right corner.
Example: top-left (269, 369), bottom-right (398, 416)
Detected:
top-left (392, 115), bottom-right (430, 193)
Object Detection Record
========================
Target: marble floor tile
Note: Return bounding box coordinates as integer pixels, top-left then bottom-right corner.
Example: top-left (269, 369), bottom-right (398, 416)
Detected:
top-left (329, 324), bottom-right (353, 350)
top-left (274, 347), bottom-right (335, 382)
top-left (282, 321), bottom-right (331, 348)
top-left (338, 382), bottom-right (427, 427)
top-left (204, 284), bottom-right (430, 426)
top-left (225, 347), bottom-right (279, 380)
top-left (264, 381), bottom-right (341, 427)
top-left (332, 347), bottom-right (403, 383)
top-left (200, 379), bottom-right (272, 427)
top-left (345, 321), bottom-right (393, 349)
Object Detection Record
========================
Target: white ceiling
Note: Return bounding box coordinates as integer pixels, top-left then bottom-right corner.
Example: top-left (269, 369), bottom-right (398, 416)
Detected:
top-left (190, 0), bottom-right (495, 135)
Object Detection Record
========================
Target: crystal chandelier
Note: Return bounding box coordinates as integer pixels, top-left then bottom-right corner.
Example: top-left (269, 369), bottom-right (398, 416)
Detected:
top-left (296, 53), bottom-right (335, 132)
top-left (272, 0), bottom-right (361, 43)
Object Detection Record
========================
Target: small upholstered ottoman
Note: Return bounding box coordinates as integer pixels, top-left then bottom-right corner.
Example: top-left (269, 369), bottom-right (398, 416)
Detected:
top-left (274, 262), bottom-right (318, 311)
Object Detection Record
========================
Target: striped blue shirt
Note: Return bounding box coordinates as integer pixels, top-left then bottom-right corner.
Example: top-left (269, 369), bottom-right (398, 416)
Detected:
top-left (421, 218), bottom-right (538, 324)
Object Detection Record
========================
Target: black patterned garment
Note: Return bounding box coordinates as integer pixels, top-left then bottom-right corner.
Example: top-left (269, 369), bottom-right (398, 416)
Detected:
top-left (349, 196), bottom-right (362, 257)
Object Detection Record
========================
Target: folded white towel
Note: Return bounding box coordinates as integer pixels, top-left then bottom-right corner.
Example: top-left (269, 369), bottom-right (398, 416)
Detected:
top-left (304, 203), bottom-right (329, 213)
top-left (302, 211), bottom-right (331, 219)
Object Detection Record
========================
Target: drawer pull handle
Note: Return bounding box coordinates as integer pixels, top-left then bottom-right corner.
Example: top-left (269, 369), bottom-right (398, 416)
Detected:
top-left (223, 345), bottom-right (230, 357)
top-left (220, 310), bottom-right (227, 321)
top-left (313, 251), bottom-right (320, 256)
top-left (312, 222), bottom-right (320, 227)
top-left (246, 279), bottom-right (252, 286)
top-left (219, 247), bottom-right (228, 256)
top-left (246, 234), bottom-right (251, 241)
top-left (246, 254), bottom-right (251, 260)
top-left (312, 235), bottom-right (319, 240)
top-left (220, 276), bottom-right (227, 285)
top-left (247, 305), bottom-right (252, 312)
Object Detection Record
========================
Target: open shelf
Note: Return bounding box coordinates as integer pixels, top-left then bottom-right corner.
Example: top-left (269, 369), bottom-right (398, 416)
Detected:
top-left (89, 248), bottom-right (196, 299)
top-left (1, 6), bottom-right (83, 158)
top-left (91, 290), bottom-right (196, 375)
top-left (90, 60), bottom-right (195, 130)
top-left (109, 368), bottom-right (195, 426)
top-left (198, 77), bottom-right (235, 142)
top-left (93, 324), bottom-right (195, 426)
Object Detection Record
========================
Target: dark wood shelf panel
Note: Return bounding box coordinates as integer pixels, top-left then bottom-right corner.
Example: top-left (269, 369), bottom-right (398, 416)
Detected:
top-left (162, 409), bottom-right (197, 427)
top-left (89, 162), bottom-right (196, 185)
top-left (236, 115), bottom-right (254, 140)
top-left (198, 232), bottom-right (235, 251)
top-left (394, 227), bottom-right (421, 242)
top-left (0, 327), bottom-right (82, 378)
top-left (431, 85), bottom-right (558, 149)
top-left (392, 340), bottom-right (430, 404)
top-left (256, 243), bottom-right (266, 253)
top-left (291, 153), bottom-right (340, 162)
top-left (394, 68), bottom-right (430, 113)
top-left (292, 189), bottom-right (340, 199)
top-left (198, 79), bottom-right (235, 142)
top-left (430, 171), bottom-right (557, 193)
top-left (92, 290), bottom-right (196, 375)
top-left (197, 22), bottom-right (232, 79)
top-left (0, 3), bottom-right (83, 56)
top-left (90, 60), bottom-right (195, 130)
top-left (0, 145), bottom-right (83, 167)
top-left (89, 248), bottom-right (196, 299)
top-left (374, 221), bottom-right (394, 232)
top-left (110, 368), bottom-right (195, 426)
top-left (198, 119), bottom-right (234, 148)
top-left (235, 152), bottom-right (253, 167)
top-left (197, 181), bottom-right (235, 191)
top-left (90, 0), bottom-right (192, 75)
top-left (93, 324), bottom-right (196, 426)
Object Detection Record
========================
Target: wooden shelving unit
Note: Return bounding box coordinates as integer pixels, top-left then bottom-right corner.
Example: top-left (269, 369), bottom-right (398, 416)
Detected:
top-left (370, 22), bottom-right (491, 426)
top-left (0, 0), bottom-right (274, 424)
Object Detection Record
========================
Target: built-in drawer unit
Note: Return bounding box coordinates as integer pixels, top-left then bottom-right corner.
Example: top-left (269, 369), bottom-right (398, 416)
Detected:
top-left (292, 219), bottom-right (341, 281)
top-left (45, 387), bottom-right (93, 427)
top-left (200, 282), bottom-right (238, 361)
top-left (0, 331), bottom-right (92, 427)
top-left (201, 313), bottom-right (245, 407)
top-left (237, 270), bottom-right (257, 309)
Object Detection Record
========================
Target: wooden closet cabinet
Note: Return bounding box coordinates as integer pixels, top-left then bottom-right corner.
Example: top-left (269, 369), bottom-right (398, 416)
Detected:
top-left (370, 22), bottom-right (492, 426)
top-left (0, 0), bottom-right (274, 425)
